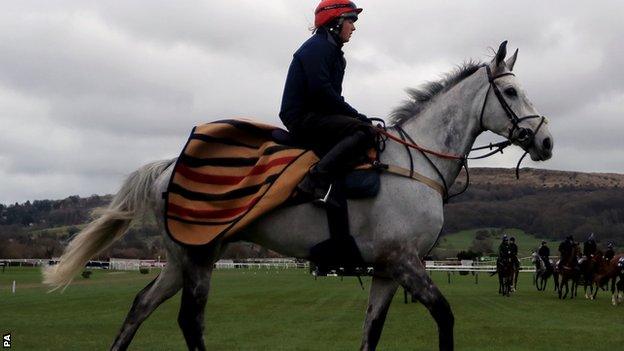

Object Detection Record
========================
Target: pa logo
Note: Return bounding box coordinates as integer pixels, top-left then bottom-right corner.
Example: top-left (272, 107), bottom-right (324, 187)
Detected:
top-left (2, 333), bottom-right (10, 348)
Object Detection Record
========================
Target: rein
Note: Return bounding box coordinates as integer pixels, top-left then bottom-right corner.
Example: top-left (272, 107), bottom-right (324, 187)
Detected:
top-left (374, 64), bottom-right (547, 203)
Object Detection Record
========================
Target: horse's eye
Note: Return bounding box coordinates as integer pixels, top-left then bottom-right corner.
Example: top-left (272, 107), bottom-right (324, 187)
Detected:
top-left (504, 87), bottom-right (518, 97)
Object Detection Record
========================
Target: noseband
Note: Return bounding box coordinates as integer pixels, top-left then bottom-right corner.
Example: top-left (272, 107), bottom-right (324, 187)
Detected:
top-left (379, 65), bottom-right (548, 202)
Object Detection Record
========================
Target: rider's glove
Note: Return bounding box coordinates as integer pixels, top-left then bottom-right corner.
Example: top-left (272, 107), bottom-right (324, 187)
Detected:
top-left (356, 113), bottom-right (373, 125)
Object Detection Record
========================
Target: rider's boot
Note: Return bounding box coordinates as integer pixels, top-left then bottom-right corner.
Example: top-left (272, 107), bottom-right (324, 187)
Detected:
top-left (297, 130), bottom-right (372, 205)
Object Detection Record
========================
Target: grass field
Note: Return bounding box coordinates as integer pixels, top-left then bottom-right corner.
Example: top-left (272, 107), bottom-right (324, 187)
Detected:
top-left (1, 267), bottom-right (623, 350)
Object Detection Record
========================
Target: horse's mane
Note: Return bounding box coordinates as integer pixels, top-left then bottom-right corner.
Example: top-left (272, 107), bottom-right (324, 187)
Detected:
top-left (389, 60), bottom-right (483, 126)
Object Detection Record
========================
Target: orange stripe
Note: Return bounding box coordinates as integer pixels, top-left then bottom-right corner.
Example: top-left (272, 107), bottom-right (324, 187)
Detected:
top-left (177, 156), bottom-right (296, 185)
top-left (179, 148), bottom-right (303, 176)
top-left (168, 197), bottom-right (261, 219)
top-left (167, 189), bottom-right (262, 213)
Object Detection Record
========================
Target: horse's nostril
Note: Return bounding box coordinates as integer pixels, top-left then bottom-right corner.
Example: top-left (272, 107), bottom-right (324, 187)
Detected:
top-left (542, 137), bottom-right (552, 150)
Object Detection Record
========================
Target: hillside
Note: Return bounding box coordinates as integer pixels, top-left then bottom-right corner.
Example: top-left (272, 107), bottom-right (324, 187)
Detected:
top-left (1, 167), bottom-right (623, 259)
top-left (457, 168), bottom-right (624, 189)
top-left (442, 168), bottom-right (624, 247)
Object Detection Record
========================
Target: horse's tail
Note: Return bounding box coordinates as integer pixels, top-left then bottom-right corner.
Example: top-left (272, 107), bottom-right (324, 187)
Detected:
top-left (43, 159), bottom-right (174, 291)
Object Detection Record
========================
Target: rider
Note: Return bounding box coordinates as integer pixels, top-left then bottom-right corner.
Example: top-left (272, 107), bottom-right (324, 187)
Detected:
top-left (583, 233), bottom-right (597, 258)
top-left (605, 242), bottom-right (615, 262)
top-left (279, 0), bottom-right (375, 201)
top-left (498, 235), bottom-right (512, 263)
top-left (509, 237), bottom-right (520, 270)
top-left (558, 235), bottom-right (574, 270)
top-left (537, 240), bottom-right (552, 270)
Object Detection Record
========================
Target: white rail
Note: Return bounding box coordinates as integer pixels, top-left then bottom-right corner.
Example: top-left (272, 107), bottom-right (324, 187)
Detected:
top-left (426, 265), bottom-right (536, 273)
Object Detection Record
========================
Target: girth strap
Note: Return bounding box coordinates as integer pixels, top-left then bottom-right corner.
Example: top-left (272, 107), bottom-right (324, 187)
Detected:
top-left (357, 163), bottom-right (445, 196)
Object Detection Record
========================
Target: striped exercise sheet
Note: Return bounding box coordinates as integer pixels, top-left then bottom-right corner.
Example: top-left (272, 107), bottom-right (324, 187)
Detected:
top-left (165, 119), bottom-right (318, 246)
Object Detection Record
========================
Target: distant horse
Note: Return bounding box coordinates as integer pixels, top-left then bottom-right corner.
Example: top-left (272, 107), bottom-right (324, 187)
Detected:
top-left (531, 252), bottom-right (552, 291)
top-left (558, 244), bottom-right (581, 299)
top-left (512, 259), bottom-right (520, 291)
top-left (615, 257), bottom-right (624, 305)
top-left (579, 252), bottom-right (603, 299)
top-left (553, 260), bottom-right (560, 292)
top-left (590, 254), bottom-right (624, 305)
top-left (491, 257), bottom-right (515, 296)
top-left (43, 42), bottom-right (553, 351)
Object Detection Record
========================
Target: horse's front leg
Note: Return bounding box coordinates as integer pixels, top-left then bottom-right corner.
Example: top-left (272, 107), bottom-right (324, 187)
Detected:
top-left (389, 252), bottom-right (454, 351)
top-left (360, 275), bottom-right (399, 351)
top-left (617, 277), bottom-right (624, 304)
top-left (591, 279), bottom-right (600, 300)
top-left (611, 277), bottom-right (618, 306)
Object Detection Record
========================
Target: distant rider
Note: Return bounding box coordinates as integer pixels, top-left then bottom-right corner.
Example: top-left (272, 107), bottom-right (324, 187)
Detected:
top-left (498, 235), bottom-right (511, 264)
top-left (558, 235), bottom-right (574, 270)
top-left (509, 237), bottom-right (520, 270)
top-left (537, 241), bottom-right (552, 271)
top-left (605, 242), bottom-right (615, 262)
top-left (583, 233), bottom-right (597, 258)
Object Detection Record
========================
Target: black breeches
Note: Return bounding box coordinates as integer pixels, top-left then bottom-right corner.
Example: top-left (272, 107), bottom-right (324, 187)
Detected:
top-left (285, 113), bottom-right (375, 157)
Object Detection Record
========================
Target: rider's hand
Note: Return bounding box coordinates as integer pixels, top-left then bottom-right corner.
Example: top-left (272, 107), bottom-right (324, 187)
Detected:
top-left (356, 113), bottom-right (373, 125)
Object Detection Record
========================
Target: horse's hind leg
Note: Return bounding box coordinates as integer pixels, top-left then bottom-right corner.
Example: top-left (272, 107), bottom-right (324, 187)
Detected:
top-left (391, 254), bottom-right (454, 351)
top-left (110, 260), bottom-right (183, 350)
top-left (360, 275), bottom-right (399, 351)
top-left (178, 243), bottom-right (223, 351)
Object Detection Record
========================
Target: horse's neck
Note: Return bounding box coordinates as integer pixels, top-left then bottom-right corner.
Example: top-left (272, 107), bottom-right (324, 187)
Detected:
top-left (399, 70), bottom-right (486, 186)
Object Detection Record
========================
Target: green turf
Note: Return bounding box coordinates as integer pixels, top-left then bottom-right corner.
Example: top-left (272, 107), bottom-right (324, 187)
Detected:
top-left (1, 267), bottom-right (623, 350)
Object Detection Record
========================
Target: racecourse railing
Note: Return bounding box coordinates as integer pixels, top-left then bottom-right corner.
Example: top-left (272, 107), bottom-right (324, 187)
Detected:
top-left (1, 258), bottom-right (545, 272)
top-left (425, 264), bottom-right (536, 273)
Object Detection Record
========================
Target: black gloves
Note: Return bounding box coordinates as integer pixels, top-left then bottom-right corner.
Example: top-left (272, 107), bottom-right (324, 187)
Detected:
top-left (356, 113), bottom-right (372, 124)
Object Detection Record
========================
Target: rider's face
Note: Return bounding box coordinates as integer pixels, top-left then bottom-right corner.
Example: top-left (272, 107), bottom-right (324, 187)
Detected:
top-left (339, 19), bottom-right (355, 43)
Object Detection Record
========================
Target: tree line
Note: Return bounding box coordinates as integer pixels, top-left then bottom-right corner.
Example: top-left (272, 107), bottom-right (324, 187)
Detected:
top-left (1, 169), bottom-right (623, 259)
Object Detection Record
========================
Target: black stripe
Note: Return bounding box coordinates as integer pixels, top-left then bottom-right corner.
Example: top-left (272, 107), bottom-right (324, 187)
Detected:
top-left (180, 154), bottom-right (258, 167)
top-left (169, 173), bottom-right (281, 201)
top-left (213, 119), bottom-right (275, 138)
top-left (180, 145), bottom-right (294, 167)
top-left (190, 133), bottom-right (259, 149)
top-left (167, 214), bottom-right (240, 226)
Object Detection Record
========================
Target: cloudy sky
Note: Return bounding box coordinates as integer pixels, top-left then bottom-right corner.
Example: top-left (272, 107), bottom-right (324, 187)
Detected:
top-left (1, 1), bottom-right (623, 204)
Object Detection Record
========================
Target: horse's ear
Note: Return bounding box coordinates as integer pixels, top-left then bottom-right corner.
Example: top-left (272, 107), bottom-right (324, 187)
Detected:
top-left (494, 40), bottom-right (508, 66)
top-left (506, 48), bottom-right (518, 71)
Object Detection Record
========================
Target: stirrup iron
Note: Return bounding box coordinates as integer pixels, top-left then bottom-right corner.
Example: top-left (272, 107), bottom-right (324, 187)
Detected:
top-left (320, 183), bottom-right (333, 203)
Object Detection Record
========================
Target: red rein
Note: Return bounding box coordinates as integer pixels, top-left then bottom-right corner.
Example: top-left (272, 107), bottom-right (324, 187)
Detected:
top-left (375, 128), bottom-right (464, 160)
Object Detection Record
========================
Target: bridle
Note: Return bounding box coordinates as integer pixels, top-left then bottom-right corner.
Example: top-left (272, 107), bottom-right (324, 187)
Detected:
top-left (375, 64), bottom-right (548, 202)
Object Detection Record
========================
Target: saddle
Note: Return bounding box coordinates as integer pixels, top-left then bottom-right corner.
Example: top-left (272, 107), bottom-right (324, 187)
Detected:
top-left (164, 119), bottom-right (381, 248)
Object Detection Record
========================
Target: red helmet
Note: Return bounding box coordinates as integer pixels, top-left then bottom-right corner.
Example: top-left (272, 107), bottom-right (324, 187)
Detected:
top-left (314, 0), bottom-right (363, 28)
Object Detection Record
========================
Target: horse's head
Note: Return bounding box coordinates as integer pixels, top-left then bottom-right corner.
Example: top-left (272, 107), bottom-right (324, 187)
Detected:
top-left (480, 41), bottom-right (553, 162)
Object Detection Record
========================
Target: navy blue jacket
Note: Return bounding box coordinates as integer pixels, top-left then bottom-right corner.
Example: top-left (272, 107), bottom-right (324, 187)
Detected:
top-left (279, 27), bottom-right (359, 128)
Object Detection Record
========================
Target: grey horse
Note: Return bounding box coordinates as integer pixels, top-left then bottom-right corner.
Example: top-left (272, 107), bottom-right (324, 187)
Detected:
top-left (44, 41), bottom-right (553, 351)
